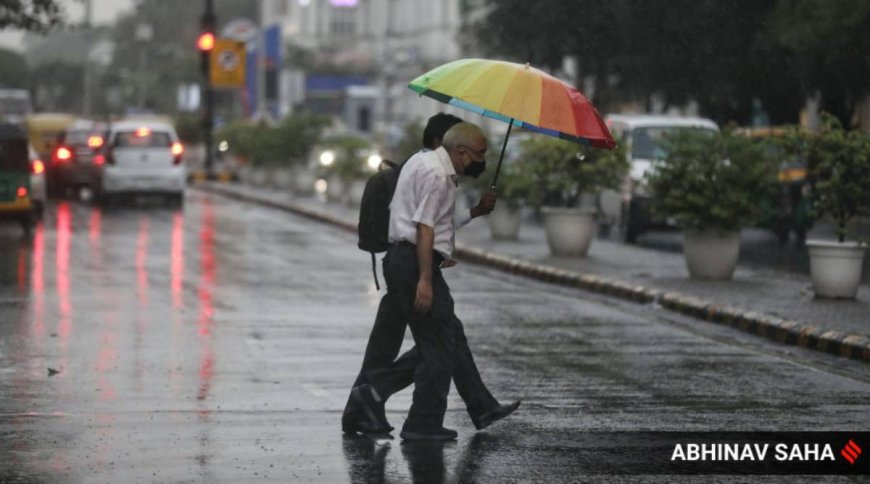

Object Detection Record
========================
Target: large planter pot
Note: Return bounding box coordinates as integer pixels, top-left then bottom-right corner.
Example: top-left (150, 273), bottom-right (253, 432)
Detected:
top-left (683, 230), bottom-right (741, 280)
top-left (541, 207), bottom-right (597, 256)
top-left (488, 204), bottom-right (522, 240)
top-left (806, 240), bottom-right (866, 299)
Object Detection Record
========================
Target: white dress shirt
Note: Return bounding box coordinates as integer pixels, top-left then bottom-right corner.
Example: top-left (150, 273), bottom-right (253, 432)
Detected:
top-left (389, 146), bottom-right (465, 259)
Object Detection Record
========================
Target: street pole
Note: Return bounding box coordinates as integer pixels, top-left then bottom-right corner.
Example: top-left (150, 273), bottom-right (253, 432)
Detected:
top-left (201, 0), bottom-right (216, 179)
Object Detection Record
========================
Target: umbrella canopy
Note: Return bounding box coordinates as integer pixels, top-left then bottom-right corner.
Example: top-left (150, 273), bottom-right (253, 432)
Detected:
top-left (408, 58), bottom-right (616, 150)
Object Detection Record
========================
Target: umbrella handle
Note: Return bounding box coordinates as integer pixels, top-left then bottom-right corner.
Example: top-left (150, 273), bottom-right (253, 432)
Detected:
top-left (490, 119), bottom-right (513, 192)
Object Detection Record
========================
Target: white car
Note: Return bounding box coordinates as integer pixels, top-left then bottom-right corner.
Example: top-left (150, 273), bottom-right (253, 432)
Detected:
top-left (96, 121), bottom-right (186, 205)
top-left (28, 143), bottom-right (46, 217)
top-left (603, 114), bottom-right (719, 243)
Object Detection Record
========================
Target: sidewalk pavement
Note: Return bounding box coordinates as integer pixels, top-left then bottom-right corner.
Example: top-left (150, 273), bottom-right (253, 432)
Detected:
top-left (194, 182), bottom-right (870, 363)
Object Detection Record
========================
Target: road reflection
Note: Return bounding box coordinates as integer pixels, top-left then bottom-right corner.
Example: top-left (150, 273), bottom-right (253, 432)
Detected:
top-left (341, 433), bottom-right (498, 483)
top-left (55, 202), bottom-right (72, 351)
top-left (31, 221), bottom-right (45, 342)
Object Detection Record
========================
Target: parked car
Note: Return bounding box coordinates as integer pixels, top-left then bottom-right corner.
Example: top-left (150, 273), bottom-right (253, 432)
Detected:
top-left (0, 122), bottom-right (38, 233)
top-left (51, 119), bottom-right (106, 197)
top-left (29, 143), bottom-right (46, 217)
top-left (603, 114), bottom-right (720, 243)
top-left (95, 120), bottom-right (186, 205)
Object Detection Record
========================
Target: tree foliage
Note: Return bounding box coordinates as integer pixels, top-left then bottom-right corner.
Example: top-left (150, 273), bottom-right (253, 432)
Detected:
top-left (647, 128), bottom-right (778, 232)
top-left (0, 0), bottom-right (65, 32)
top-left (518, 137), bottom-right (628, 208)
top-left (474, 0), bottom-right (865, 126)
top-left (780, 114), bottom-right (870, 242)
top-left (0, 47), bottom-right (29, 88)
top-left (107, 0), bottom-right (259, 114)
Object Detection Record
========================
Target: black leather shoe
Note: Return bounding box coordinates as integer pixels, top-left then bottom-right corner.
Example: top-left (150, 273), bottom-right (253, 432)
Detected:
top-left (342, 416), bottom-right (392, 436)
top-left (474, 400), bottom-right (520, 430)
top-left (400, 427), bottom-right (458, 441)
top-left (351, 384), bottom-right (393, 432)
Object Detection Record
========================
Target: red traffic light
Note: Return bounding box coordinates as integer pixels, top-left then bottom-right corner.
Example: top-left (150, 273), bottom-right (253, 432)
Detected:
top-left (197, 32), bottom-right (215, 51)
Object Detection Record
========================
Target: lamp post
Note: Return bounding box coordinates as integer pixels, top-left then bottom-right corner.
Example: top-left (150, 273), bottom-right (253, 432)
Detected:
top-left (199, 0), bottom-right (216, 179)
top-left (135, 22), bottom-right (153, 110)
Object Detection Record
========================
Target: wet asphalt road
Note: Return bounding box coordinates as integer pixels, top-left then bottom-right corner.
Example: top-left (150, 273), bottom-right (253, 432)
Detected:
top-left (0, 191), bottom-right (868, 483)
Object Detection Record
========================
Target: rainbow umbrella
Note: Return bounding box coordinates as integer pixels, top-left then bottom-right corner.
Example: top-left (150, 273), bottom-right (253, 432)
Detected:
top-left (408, 58), bottom-right (616, 189)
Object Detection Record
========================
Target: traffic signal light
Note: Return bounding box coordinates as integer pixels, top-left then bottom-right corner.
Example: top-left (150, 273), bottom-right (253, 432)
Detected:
top-left (197, 32), bottom-right (215, 52)
top-left (199, 7), bottom-right (216, 75)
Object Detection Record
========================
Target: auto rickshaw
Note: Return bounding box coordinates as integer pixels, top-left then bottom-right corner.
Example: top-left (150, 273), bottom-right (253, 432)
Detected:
top-left (741, 126), bottom-right (814, 246)
top-left (0, 122), bottom-right (37, 234)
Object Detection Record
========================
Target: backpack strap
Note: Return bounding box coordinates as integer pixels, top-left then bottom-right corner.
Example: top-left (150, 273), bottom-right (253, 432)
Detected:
top-left (379, 159), bottom-right (397, 172)
top-left (370, 251), bottom-right (380, 291)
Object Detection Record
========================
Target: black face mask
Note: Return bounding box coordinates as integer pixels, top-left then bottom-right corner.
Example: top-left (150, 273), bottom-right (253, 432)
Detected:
top-left (464, 160), bottom-right (486, 178)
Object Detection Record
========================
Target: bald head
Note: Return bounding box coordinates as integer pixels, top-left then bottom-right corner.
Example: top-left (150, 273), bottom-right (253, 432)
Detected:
top-left (441, 122), bottom-right (486, 150)
top-left (442, 122), bottom-right (488, 176)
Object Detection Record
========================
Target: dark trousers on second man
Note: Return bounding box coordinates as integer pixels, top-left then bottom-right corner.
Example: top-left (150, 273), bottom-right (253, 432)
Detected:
top-left (343, 242), bottom-right (497, 431)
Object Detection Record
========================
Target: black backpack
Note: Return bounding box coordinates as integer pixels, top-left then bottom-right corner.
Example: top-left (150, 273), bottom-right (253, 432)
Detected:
top-left (357, 158), bottom-right (403, 289)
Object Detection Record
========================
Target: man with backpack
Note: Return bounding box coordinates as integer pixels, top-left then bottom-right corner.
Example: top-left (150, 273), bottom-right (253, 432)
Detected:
top-left (344, 119), bottom-right (520, 441)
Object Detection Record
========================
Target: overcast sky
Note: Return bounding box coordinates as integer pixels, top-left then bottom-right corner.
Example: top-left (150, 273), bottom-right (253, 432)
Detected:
top-left (0, 0), bottom-right (136, 52)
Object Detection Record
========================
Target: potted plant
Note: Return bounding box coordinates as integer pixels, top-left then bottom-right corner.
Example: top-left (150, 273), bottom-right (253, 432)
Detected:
top-left (789, 114), bottom-right (870, 298)
top-left (521, 137), bottom-right (628, 256)
top-left (318, 135), bottom-right (374, 205)
top-left (647, 127), bottom-right (776, 280)
top-left (486, 162), bottom-right (533, 240)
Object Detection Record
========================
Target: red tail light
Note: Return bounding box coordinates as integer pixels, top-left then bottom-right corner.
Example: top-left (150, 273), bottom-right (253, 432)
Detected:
top-left (54, 146), bottom-right (73, 163)
top-left (95, 147), bottom-right (114, 166)
top-left (31, 159), bottom-right (45, 174)
top-left (171, 142), bottom-right (184, 165)
top-left (17, 186), bottom-right (28, 198)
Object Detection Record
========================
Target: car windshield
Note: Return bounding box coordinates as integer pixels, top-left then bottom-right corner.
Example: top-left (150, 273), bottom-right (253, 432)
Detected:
top-left (114, 131), bottom-right (171, 148)
top-left (631, 126), bottom-right (716, 160)
top-left (66, 129), bottom-right (100, 146)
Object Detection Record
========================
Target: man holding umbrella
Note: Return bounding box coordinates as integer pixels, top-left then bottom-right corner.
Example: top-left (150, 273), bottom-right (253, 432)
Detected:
top-left (351, 122), bottom-right (519, 441)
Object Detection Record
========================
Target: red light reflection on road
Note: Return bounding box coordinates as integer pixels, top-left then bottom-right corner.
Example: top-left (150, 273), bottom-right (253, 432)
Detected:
top-left (89, 208), bottom-right (101, 245)
top-left (17, 245), bottom-right (27, 290)
top-left (197, 203), bottom-right (215, 336)
top-left (56, 203), bottom-right (72, 346)
top-left (171, 211), bottom-right (184, 310)
top-left (136, 216), bottom-right (150, 306)
top-left (197, 349), bottom-right (214, 402)
top-left (31, 222), bottom-right (45, 339)
top-left (197, 198), bottom-right (216, 407)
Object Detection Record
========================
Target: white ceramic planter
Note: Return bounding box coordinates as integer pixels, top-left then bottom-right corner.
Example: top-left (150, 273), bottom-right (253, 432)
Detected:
top-left (683, 230), bottom-right (741, 280)
top-left (541, 207), bottom-right (597, 256)
top-left (806, 240), bottom-right (866, 299)
top-left (488, 205), bottom-right (522, 240)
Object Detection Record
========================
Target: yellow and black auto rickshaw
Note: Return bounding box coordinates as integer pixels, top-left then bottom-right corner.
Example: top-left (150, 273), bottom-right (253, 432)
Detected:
top-left (0, 122), bottom-right (37, 233)
top-left (741, 126), bottom-right (814, 246)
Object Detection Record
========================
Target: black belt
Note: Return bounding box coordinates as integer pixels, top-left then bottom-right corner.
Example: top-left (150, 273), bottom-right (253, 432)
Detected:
top-left (393, 240), bottom-right (446, 264)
